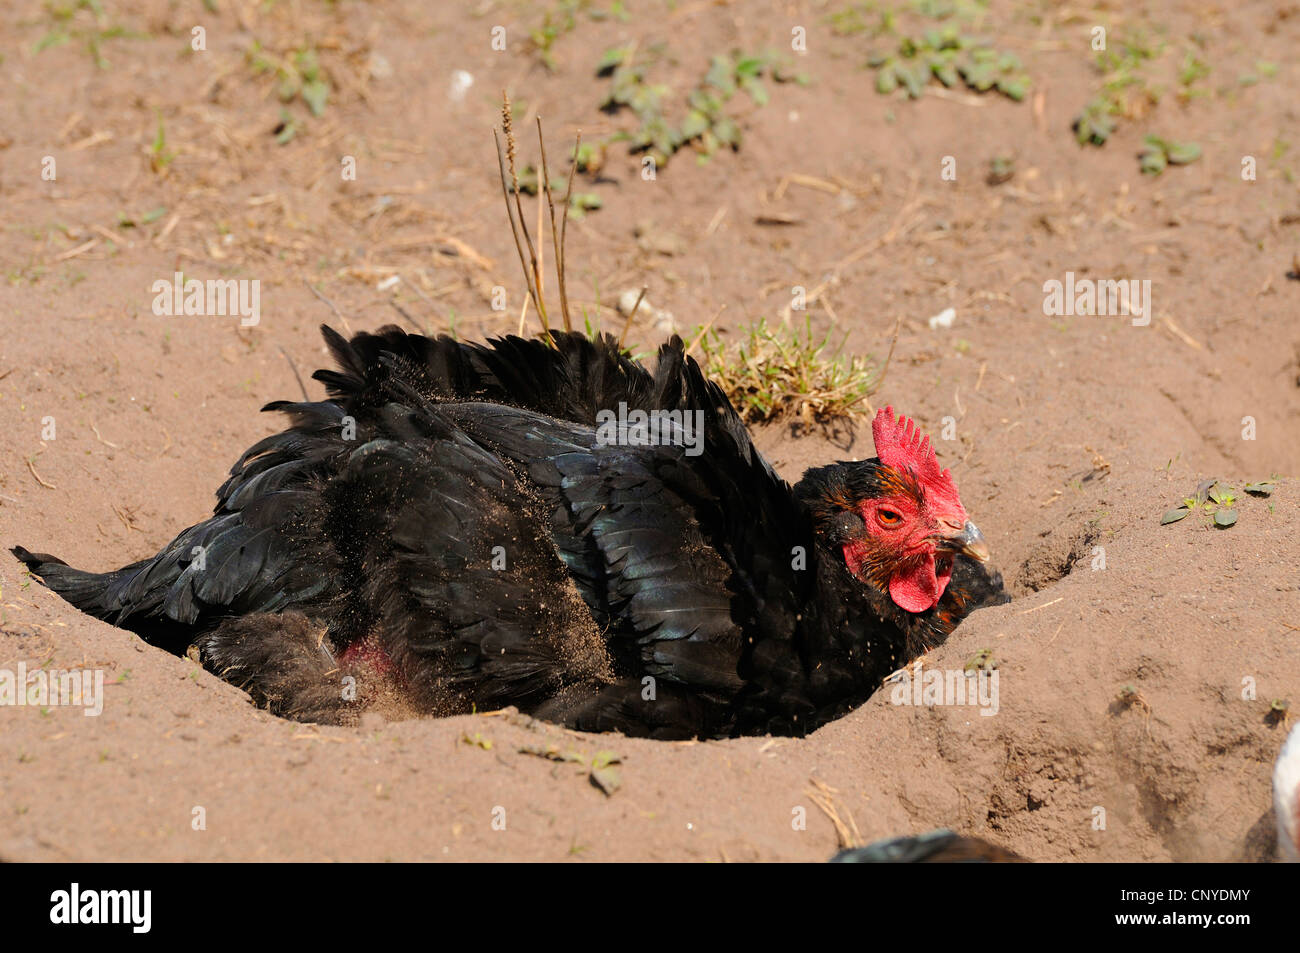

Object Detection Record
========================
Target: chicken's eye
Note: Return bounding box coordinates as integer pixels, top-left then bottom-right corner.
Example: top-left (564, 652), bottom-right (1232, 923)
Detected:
top-left (877, 508), bottom-right (902, 526)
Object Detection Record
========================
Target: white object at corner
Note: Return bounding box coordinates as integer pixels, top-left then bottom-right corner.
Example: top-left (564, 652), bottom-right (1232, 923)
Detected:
top-left (1276, 722), bottom-right (1300, 862)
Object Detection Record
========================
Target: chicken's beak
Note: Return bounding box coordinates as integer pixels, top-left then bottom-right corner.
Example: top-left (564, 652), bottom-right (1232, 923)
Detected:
top-left (938, 520), bottom-right (991, 562)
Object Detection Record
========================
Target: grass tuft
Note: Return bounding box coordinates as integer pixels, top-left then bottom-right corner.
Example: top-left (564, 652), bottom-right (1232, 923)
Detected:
top-left (696, 317), bottom-right (881, 424)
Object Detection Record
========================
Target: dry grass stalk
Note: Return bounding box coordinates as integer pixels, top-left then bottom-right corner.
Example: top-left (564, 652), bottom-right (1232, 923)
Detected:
top-left (557, 134), bottom-right (581, 331)
top-left (618, 286), bottom-right (647, 349)
top-left (494, 110), bottom-right (549, 338)
top-left (684, 304), bottom-right (726, 356)
top-left (807, 778), bottom-right (863, 849)
top-left (494, 95), bottom-right (583, 344)
top-left (536, 119), bottom-right (580, 332)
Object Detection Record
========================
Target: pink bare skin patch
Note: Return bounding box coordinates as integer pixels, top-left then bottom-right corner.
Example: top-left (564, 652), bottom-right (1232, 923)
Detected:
top-left (339, 636), bottom-right (396, 678)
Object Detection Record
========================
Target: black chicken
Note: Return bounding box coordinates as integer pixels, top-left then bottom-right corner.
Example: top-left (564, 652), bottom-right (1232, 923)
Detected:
top-left (13, 325), bottom-right (1007, 738)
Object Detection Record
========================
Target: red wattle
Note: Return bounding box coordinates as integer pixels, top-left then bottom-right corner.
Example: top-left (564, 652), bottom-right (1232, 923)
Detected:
top-left (888, 553), bottom-right (951, 613)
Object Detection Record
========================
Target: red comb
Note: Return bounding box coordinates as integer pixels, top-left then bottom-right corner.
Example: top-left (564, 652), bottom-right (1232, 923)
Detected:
top-left (872, 406), bottom-right (963, 511)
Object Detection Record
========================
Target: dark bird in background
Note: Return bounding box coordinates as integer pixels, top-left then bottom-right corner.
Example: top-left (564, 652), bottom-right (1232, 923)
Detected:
top-left (13, 325), bottom-right (1007, 738)
top-left (830, 829), bottom-right (1027, 863)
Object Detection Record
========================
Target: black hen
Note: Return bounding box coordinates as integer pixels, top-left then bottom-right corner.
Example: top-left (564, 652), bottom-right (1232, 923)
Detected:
top-left (13, 325), bottom-right (1007, 738)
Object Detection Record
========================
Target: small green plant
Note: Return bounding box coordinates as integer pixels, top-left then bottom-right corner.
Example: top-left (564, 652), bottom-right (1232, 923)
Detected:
top-left (1160, 480), bottom-right (1262, 528)
top-left (868, 27), bottom-right (1030, 101)
top-left (1177, 50), bottom-right (1210, 90)
top-left (528, 1), bottom-right (579, 70)
top-left (826, 5), bottom-right (878, 37)
top-left (571, 138), bottom-right (609, 173)
top-left (599, 47), bottom-right (800, 166)
top-left (1239, 60), bottom-right (1279, 86)
top-left (517, 742), bottom-right (623, 796)
top-left (513, 166), bottom-right (603, 219)
top-left (1073, 98), bottom-right (1118, 146)
top-left (117, 206), bottom-right (167, 228)
top-left (1139, 135), bottom-right (1201, 175)
top-left (696, 317), bottom-right (880, 424)
top-left (986, 154), bottom-right (1015, 185)
top-left (33, 29), bottom-right (71, 54)
top-left (1073, 33), bottom-right (1163, 146)
top-left (34, 1), bottom-right (143, 68)
top-left (248, 42), bottom-right (330, 117)
top-left (273, 109), bottom-right (298, 145)
top-left (149, 113), bottom-right (175, 173)
top-left (525, 1), bottom-right (631, 70)
top-left (964, 649), bottom-right (997, 674)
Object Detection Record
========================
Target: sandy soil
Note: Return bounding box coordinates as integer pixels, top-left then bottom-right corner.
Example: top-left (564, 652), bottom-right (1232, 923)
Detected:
top-left (0, 0), bottom-right (1297, 861)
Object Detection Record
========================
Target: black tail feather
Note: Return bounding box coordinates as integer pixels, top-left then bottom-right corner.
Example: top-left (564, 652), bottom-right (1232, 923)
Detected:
top-left (12, 545), bottom-right (139, 617)
top-left (11, 545), bottom-right (200, 651)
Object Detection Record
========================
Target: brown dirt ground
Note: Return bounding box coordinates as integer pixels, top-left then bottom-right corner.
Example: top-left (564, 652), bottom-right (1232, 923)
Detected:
top-left (1, 0), bottom-right (1297, 861)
